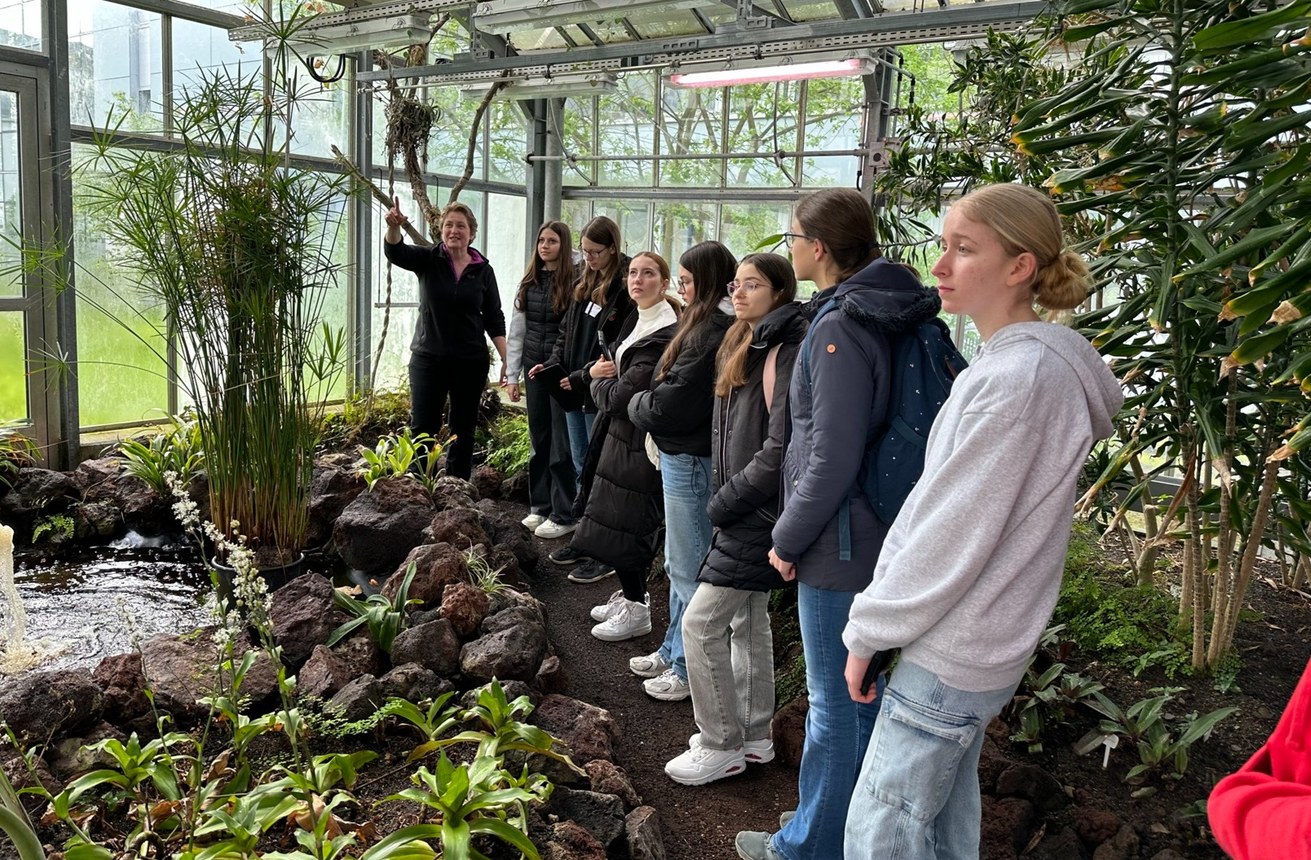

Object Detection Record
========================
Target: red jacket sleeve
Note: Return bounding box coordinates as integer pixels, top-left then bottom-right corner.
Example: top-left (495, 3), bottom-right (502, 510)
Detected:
top-left (1209, 656), bottom-right (1311, 860)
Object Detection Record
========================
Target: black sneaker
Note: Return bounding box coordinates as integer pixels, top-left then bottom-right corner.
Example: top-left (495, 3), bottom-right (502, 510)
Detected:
top-left (549, 545), bottom-right (588, 566)
top-left (567, 561), bottom-right (616, 584)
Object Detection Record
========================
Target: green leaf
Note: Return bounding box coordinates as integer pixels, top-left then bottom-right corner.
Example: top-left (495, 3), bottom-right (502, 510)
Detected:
top-left (1193, 1), bottom-right (1311, 51)
top-left (469, 818), bottom-right (541, 859)
top-left (1230, 327), bottom-right (1292, 365)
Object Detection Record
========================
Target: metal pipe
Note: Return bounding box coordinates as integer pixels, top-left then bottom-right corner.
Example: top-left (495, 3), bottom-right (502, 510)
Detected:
top-left (525, 147), bottom-right (869, 162)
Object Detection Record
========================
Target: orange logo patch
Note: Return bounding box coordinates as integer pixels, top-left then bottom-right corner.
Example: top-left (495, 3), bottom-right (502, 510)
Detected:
top-left (826, 343), bottom-right (837, 353)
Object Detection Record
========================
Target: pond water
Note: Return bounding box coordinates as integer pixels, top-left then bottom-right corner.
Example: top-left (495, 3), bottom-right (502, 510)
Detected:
top-left (2, 546), bottom-right (214, 676)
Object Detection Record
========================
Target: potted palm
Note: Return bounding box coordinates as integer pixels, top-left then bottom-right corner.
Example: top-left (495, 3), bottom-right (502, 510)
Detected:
top-left (82, 32), bottom-right (347, 573)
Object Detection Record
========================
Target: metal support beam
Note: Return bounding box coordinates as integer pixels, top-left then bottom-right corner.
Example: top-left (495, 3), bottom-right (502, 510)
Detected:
top-left (357, 1), bottom-right (1045, 82)
top-left (351, 51), bottom-right (374, 393)
top-left (524, 98), bottom-right (549, 244)
top-left (46, 0), bottom-right (79, 468)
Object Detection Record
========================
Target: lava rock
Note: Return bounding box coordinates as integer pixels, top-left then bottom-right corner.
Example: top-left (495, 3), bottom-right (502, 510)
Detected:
top-left (139, 630), bottom-right (279, 718)
top-left (543, 820), bottom-right (606, 860)
top-left (548, 787), bottom-right (626, 850)
top-left (425, 507), bottom-right (490, 550)
top-left (980, 795), bottom-right (1036, 859)
top-left (1028, 825), bottom-right (1087, 860)
top-left (1091, 824), bottom-right (1140, 860)
top-left (390, 619), bottom-right (462, 678)
top-left (475, 498), bottom-right (539, 576)
top-left (771, 695), bottom-right (808, 767)
top-left (306, 464), bottom-right (365, 548)
top-left (332, 633), bottom-right (383, 679)
top-left (1, 467), bottom-right (79, 520)
top-left (268, 573), bottom-right (348, 666)
top-left (586, 760), bottom-right (641, 810)
top-left (381, 663), bottom-right (454, 703)
top-left (996, 762), bottom-right (1069, 813)
top-left (978, 732), bottom-right (1010, 794)
top-left (327, 675), bottom-right (384, 722)
top-left (73, 501), bottom-right (122, 540)
top-left (535, 653), bottom-right (568, 695)
top-left (92, 652), bottom-right (151, 724)
top-left (440, 581), bottom-right (491, 639)
top-left (0, 668), bottom-right (103, 743)
top-left (384, 542), bottom-right (468, 609)
top-left (460, 614), bottom-right (547, 683)
top-left (625, 806), bottom-right (666, 860)
top-left (299, 644), bottom-right (352, 700)
top-left (470, 465), bottom-right (503, 500)
top-left (429, 475), bottom-right (478, 512)
top-left (532, 695), bottom-right (617, 763)
top-left (1072, 806), bottom-right (1123, 847)
top-left (73, 457), bottom-right (125, 499)
top-left (333, 477), bottom-right (435, 574)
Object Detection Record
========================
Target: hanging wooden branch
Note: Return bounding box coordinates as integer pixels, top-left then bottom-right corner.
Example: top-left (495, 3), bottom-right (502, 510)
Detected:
top-left (448, 78), bottom-right (510, 204)
top-left (331, 144), bottom-right (428, 245)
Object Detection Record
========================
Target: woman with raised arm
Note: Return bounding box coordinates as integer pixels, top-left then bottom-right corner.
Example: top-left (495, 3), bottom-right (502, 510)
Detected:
top-left (384, 198), bottom-right (506, 481)
top-left (840, 184), bottom-right (1122, 860)
top-left (506, 221), bottom-right (579, 538)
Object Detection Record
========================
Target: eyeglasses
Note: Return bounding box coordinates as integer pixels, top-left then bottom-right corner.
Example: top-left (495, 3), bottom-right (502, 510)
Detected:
top-left (727, 279), bottom-right (769, 295)
top-left (782, 232), bottom-right (814, 249)
top-left (581, 245), bottom-right (611, 259)
top-left (676, 277), bottom-right (693, 289)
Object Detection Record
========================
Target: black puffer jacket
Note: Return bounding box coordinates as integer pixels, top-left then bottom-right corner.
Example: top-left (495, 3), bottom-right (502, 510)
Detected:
top-left (570, 308), bottom-right (678, 574)
top-left (628, 311), bottom-right (734, 457)
top-left (700, 303), bottom-right (808, 591)
top-left (547, 259), bottom-right (633, 410)
top-left (505, 268), bottom-right (564, 381)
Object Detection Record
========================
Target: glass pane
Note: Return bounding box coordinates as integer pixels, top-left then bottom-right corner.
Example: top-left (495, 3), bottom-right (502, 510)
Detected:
top-left (289, 77), bottom-right (351, 160)
top-left (720, 202), bottom-right (791, 266)
top-left (0, 88), bottom-right (22, 298)
top-left (0, 0), bottom-right (42, 51)
top-left (68, 0), bottom-right (165, 132)
top-left (803, 77), bottom-right (862, 186)
top-left (658, 85), bottom-right (722, 187)
top-left (726, 81), bottom-right (801, 188)
top-left (309, 182), bottom-right (351, 403)
top-left (561, 198), bottom-right (590, 231)
top-left (653, 201), bottom-right (715, 266)
top-left (485, 192), bottom-right (527, 314)
top-left (595, 200), bottom-right (650, 257)
top-left (0, 311), bottom-right (27, 424)
top-left (172, 18), bottom-right (258, 111)
top-left (561, 94), bottom-right (595, 188)
top-left (598, 73), bottom-right (654, 186)
top-left (488, 101), bottom-right (526, 185)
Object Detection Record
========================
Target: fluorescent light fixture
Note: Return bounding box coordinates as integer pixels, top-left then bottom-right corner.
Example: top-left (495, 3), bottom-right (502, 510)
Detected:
top-left (273, 14), bottom-right (432, 55)
top-left (474, 0), bottom-right (704, 33)
top-left (665, 52), bottom-right (878, 88)
top-left (458, 71), bottom-right (618, 100)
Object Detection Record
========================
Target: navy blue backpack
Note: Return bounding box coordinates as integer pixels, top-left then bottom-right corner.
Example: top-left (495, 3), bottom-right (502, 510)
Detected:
top-left (800, 301), bottom-right (968, 540)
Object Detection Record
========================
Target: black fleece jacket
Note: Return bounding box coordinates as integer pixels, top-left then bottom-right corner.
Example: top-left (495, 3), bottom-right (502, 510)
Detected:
top-left (383, 240), bottom-right (504, 358)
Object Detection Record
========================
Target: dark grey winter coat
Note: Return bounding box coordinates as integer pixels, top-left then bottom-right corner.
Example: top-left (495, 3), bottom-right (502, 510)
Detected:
top-left (546, 259), bottom-right (634, 410)
top-left (771, 258), bottom-right (942, 591)
top-left (570, 311), bottom-right (678, 574)
top-left (700, 302), bottom-right (808, 592)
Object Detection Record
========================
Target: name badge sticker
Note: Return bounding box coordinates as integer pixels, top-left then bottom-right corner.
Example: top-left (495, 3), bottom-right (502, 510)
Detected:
top-left (585, 302), bottom-right (602, 318)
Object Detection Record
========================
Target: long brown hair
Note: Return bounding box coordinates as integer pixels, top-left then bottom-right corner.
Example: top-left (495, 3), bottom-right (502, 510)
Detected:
top-left (516, 221), bottom-right (576, 316)
top-left (574, 216), bottom-right (623, 304)
top-left (715, 253), bottom-right (797, 397)
top-left (793, 188), bottom-right (882, 283)
top-left (656, 241), bottom-right (737, 381)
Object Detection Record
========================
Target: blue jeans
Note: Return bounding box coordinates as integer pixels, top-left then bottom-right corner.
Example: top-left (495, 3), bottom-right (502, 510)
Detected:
top-left (657, 451), bottom-right (712, 682)
top-left (771, 582), bottom-right (881, 860)
top-left (843, 661), bottom-right (1017, 860)
top-left (564, 409), bottom-right (596, 487)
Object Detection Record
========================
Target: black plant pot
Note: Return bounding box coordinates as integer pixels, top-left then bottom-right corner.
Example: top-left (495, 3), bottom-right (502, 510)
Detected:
top-left (207, 552), bottom-right (305, 601)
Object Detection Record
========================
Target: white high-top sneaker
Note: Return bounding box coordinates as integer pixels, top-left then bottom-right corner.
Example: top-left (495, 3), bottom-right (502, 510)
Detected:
top-left (590, 598), bottom-right (652, 642)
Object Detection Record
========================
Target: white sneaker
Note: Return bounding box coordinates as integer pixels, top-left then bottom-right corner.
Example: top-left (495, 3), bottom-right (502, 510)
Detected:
top-left (644, 669), bottom-right (690, 701)
top-left (690, 732), bottom-right (775, 764)
top-left (665, 743), bottom-right (746, 786)
top-left (629, 649), bottom-right (671, 678)
top-left (521, 513), bottom-right (547, 530)
top-left (534, 519), bottom-right (577, 539)
top-left (591, 590), bottom-right (627, 623)
top-left (590, 599), bottom-right (651, 642)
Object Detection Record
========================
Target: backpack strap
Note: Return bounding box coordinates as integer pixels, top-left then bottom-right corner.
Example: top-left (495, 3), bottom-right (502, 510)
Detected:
top-left (762, 344), bottom-right (782, 415)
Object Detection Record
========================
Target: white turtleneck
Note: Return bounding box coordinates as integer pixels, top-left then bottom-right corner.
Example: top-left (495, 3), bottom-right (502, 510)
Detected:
top-left (615, 300), bottom-right (677, 368)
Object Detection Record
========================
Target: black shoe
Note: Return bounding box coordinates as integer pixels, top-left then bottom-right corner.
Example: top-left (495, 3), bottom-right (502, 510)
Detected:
top-left (567, 561), bottom-right (616, 584)
top-left (549, 545), bottom-right (588, 566)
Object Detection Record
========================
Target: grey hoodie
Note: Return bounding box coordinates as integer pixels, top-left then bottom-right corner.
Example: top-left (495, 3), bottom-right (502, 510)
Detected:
top-left (842, 321), bottom-right (1123, 693)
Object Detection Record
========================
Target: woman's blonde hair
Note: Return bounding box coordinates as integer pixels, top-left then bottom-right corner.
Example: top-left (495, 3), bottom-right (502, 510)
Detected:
top-left (953, 184), bottom-right (1090, 312)
top-left (574, 215), bottom-right (623, 304)
top-left (715, 253), bottom-right (797, 397)
top-left (439, 201), bottom-right (478, 241)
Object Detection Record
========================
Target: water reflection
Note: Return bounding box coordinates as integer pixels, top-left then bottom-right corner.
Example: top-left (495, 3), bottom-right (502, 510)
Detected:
top-left (6, 549), bottom-right (214, 675)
